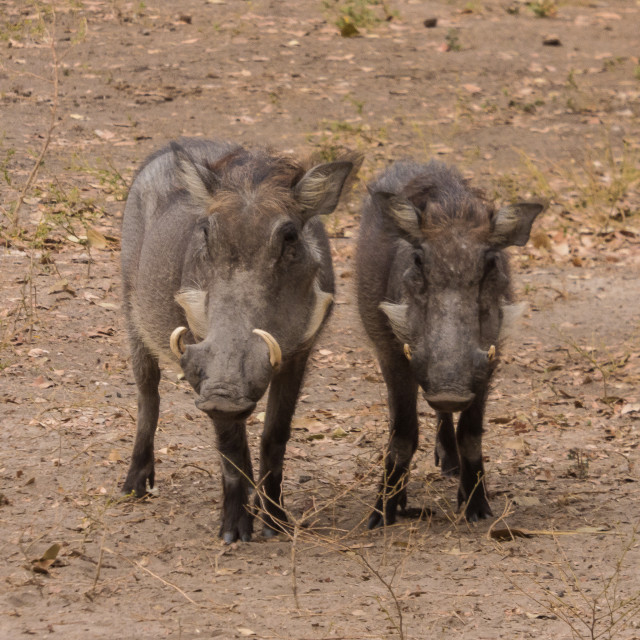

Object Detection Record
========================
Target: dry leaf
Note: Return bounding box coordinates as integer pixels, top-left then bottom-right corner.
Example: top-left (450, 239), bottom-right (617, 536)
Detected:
top-left (32, 376), bottom-right (55, 389)
top-left (96, 302), bottom-right (121, 310)
top-left (86, 226), bottom-right (109, 250)
top-left (491, 526), bottom-right (611, 541)
top-left (621, 403), bottom-right (640, 416)
top-left (293, 417), bottom-right (328, 433)
top-left (94, 129), bottom-right (115, 140)
top-left (339, 18), bottom-right (360, 38)
top-left (504, 438), bottom-right (529, 451)
top-left (32, 543), bottom-right (61, 574)
top-left (490, 528), bottom-right (533, 541)
top-left (513, 495), bottom-right (542, 507)
top-left (49, 280), bottom-right (76, 296)
top-left (28, 348), bottom-right (49, 357)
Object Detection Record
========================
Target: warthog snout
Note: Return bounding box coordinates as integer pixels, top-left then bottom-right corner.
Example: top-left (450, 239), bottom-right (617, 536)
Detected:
top-left (421, 348), bottom-right (493, 412)
top-left (178, 332), bottom-right (275, 417)
top-left (423, 392), bottom-right (475, 413)
top-left (195, 384), bottom-right (257, 415)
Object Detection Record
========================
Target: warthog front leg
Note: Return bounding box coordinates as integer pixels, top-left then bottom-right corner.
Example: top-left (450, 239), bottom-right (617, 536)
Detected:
top-left (256, 351), bottom-right (310, 538)
top-left (123, 338), bottom-right (161, 497)
top-left (456, 393), bottom-right (492, 522)
top-left (211, 415), bottom-right (255, 543)
top-left (435, 411), bottom-right (459, 476)
top-left (368, 351), bottom-right (419, 529)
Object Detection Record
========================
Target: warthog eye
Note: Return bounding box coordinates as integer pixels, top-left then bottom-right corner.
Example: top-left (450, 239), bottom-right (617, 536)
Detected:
top-left (283, 227), bottom-right (298, 244)
top-left (483, 250), bottom-right (497, 278)
top-left (196, 218), bottom-right (213, 258)
top-left (279, 222), bottom-right (299, 261)
top-left (404, 249), bottom-right (426, 294)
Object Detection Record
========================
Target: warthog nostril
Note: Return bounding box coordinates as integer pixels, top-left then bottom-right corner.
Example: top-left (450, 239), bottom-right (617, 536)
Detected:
top-left (170, 326), bottom-right (188, 357)
top-left (253, 329), bottom-right (282, 370)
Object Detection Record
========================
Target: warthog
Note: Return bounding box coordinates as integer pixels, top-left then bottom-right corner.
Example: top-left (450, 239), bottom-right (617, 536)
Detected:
top-left (356, 160), bottom-right (545, 526)
top-left (121, 138), bottom-right (356, 542)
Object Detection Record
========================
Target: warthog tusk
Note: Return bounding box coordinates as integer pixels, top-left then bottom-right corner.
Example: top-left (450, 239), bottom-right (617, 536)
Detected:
top-left (170, 326), bottom-right (188, 358)
top-left (403, 343), bottom-right (412, 361)
top-left (253, 329), bottom-right (282, 370)
top-left (487, 345), bottom-right (496, 362)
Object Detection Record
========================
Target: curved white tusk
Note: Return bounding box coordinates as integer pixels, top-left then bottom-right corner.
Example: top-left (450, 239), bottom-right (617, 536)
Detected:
top-left (253, 329), bottom-right (282, 370)
top-left (403, 343), bottom-right (412, 361)
top-left (487, 345), bottom-right (496, 362)
top-left (170, 326), bottom-right (188, 358)
top-left (301, 280), bottom-right (334, 344)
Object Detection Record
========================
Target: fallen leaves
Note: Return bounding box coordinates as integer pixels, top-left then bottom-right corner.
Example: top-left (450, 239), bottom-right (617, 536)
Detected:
top-left (86, 327), bottom-right (116, 338)
top-left (462, 83), bottom-right (482, 95)
top-left (620, 403), bottom-right (640, 416)
top-left (49, 280), bottom-right (76, 296)
top-left (1, 2), bottom-right (640, 636)
top-left (31, 543), bottom-right (62, 574)
top-left (86, 226), bottom-right (109, 250)
top-left (32, 375), bottom-right (55, 389)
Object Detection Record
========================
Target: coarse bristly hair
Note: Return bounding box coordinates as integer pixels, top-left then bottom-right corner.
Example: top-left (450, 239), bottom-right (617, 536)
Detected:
top-left (401, 165), bottom-right (496, 238)
top-left (203, 149), bottom-right (309, 217)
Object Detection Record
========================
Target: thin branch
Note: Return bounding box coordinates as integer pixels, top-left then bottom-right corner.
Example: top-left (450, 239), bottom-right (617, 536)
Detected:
top-left (104, 547), bottom-right (201, 607)
top-left (8, 9), bottom-right (60, 233)
top-left (90, 530), bottom-right (107, 593)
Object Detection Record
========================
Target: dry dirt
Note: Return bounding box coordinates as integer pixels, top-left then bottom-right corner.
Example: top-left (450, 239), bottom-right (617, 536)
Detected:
top-left (1, 0), bottom-right (640, 639)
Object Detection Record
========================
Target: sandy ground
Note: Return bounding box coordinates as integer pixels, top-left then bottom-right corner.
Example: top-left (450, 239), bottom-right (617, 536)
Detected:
top-left (1, 1), bottom-right (640, 638)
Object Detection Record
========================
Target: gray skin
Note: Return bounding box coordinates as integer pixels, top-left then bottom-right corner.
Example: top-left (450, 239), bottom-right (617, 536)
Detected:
top-left (356, 160), bottom-right (546, 526)
top-left (121, 138), bottom-right (355, 543)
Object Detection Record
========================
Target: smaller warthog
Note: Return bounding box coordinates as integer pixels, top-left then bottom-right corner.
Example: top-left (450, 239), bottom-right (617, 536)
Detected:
top-left (121, 138), bottom-right (356, 542)
top-left (356, 160), bottom-right (545, 526)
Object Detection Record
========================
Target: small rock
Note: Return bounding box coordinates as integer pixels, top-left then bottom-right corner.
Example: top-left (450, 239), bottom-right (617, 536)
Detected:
top-left (543, 35), bottom-right (562, 46)
top-left (423, 18), bottom-right (438, 28)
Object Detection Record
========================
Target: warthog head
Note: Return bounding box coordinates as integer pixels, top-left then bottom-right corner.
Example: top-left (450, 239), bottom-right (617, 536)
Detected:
top-left (373, 177), bottom-right (545, 413)
top-left (169, 143), bottom-right (354, 416)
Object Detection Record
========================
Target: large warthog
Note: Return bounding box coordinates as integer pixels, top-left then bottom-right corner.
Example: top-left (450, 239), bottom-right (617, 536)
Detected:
top-left (356, 160), bottom-right (546, 526)
top-left (121, 138), bottom-right (356, 542)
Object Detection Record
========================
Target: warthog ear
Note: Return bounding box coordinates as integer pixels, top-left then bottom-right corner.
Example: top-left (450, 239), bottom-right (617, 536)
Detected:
top-left (171, 141), bottom-right (220, 208)
top-left (371, 191), bottom-right (422, 240)
top-left (489, 200), bottom-right (547, 248)
top-left (294, 161), bottom-right (354, 219)
top-left (379, 302), bottom-right (411, 344)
